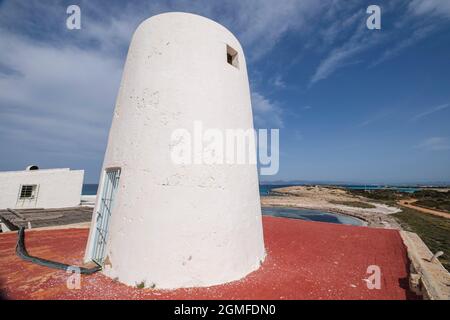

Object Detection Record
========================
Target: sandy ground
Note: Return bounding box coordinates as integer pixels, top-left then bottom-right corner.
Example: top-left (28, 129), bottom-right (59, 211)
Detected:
top-left (261, 186), bottom-right (402, 228)
top-left (398, 199), bottom-right (450, 219)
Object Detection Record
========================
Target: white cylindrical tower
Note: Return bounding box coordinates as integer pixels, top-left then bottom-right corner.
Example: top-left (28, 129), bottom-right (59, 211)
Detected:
top-left (84, 12), bottom-right (265, 289)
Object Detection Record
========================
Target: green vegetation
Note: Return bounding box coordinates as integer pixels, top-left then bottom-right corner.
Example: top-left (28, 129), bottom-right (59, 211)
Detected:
top-left (136, 281), bottom-right (146, 289)
top-left (345, 188), bottom-right (450, 271)
top-left (415, 199), bottom-right (450, 212)
top-left (347, 189), bottom-right (407, 201)
top-left (329, 200), bottom-right (376, 209)
top-left (413, 190), bottom-right (450, 212)
top-left (393, 208), bottom-right (450, 272)
top-left (348, 188), bottom-right (450, 212)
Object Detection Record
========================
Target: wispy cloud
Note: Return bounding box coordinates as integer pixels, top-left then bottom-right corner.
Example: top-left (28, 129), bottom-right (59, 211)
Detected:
top-left (415, 137), bottom-right (450, 151)
top-left (411, 103), bottom-right (449, 121)
top-left (0, 0), bottom-right (312, 175)
top-left (309, 7), bottom-right (387, 87)
top-left (310, 1), bottom-right (450, 86)
top-left (0, 0), bottom-right (449, 181)
top-left (272, 75), bottom-right (287, 89)
top-left (370, 25), bottom-right (436, 67)
top-left (358, 109), bottom-right (394, 127)
top-left (0, 28), bottom-right (122, 170)
top-left (251, 92), bottom-right (284, 128)
top-left (408, 0), bottom-right (450, 18)
top-left (368, 0), bottom-right (450, 67)
top-left (0, 0), bottom-right (318, 141)
top-left (232, 0), bottom-right (322, 60)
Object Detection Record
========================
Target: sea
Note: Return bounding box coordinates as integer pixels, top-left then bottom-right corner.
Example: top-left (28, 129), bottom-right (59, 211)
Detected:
top-left (261, 207), bottom-right (363, 226)
top-left (83, 183), bottom-right (419, 196)
top-left (82, 183), bottom-right (370, 226)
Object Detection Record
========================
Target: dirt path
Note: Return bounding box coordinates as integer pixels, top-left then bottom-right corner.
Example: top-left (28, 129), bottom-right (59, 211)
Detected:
top-left (398, 199), bottom-right (450, 219)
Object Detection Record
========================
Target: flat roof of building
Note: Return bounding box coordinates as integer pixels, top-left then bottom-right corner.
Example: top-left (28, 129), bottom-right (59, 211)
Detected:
top-left (0, 168), bottom-right (83, 175)
top-left (0, 207), bottom-right (92, 230)
top-left (0, 216), bottom-right (419, 299)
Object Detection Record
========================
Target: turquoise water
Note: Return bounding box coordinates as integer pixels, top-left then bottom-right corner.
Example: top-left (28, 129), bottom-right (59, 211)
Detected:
top-left (83, 184), bottom-right (295, 195)
top-left (83, 184), bottom-right (418, 196)
top-left (83, 184), bottom-right (296, 196)
top-left (82, 184), bottom-right (363, 226)
top-left (259, 184), bottom-right (294, 195)
top-left (83, 184), bottom-right (283, 195)
top-left (262, 207), bottom-right (364, 226)
top-left (260, 184), bottom-right (419, 194)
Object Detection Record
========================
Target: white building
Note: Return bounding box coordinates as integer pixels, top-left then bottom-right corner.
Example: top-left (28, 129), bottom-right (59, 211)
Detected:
top-left (0, 166), bottom-right (84, 209)
top-left (84, 12), bottom-right (266, 289)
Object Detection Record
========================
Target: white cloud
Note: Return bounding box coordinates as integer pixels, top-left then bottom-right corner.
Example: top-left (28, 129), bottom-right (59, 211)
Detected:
top-left (411, 103), bottom-right (449, 121)
top-left (310, 23), bottom-right (377, 85)
top-left (416, 137), bottom-right (450, 151)
top-left (272, 75), bottom-right (286, 89)
top-left (370, 22), bottom-right (436, 67)
top-left (79, 0), bottom-right (322, 61)
top-left (368, 0), bottom-right (450, 68)
top-left (358, 109), bottom-right (394, 127)
top-left (1, 0), bottom-right (449, 179)
top-left (0, 0), bottom-right (320, 177)
top-left (318, 7), bottom-right (362, 48)
top-left (310, 0), bottom-right (450, 85)
top-left (251, 92), bottom-right (284, 128)
top-left (409, 0), bottom-right (450, 18)
top-left (0, 1), bottom-right (298, 176)
top-left (232, 0), bottom-right (321, 60)
top-left (0, 30), bottom-right (122, 163)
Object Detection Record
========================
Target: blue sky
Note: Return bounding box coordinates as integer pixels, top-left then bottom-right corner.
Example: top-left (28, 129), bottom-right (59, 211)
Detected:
top-left (0, 0), bottom-right (449, 184)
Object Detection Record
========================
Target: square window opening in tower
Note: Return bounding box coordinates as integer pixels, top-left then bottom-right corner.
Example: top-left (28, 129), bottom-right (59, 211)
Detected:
top-left (226, 45), bottom-right (239, 69)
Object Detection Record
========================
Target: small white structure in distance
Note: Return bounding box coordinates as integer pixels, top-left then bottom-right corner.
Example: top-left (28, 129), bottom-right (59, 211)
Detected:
top-left (84, 12), bottom-right (266, 289)
top-left (0, 166), bottom-right (84, 209)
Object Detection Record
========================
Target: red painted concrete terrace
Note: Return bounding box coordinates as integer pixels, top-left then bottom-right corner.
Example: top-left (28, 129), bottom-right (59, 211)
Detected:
top-left (0, 216), bottom-right (419, 300)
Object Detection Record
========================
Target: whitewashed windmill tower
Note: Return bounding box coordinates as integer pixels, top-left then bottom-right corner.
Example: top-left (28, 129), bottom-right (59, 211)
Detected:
top-left (84, 12), bottom-right (265, 289)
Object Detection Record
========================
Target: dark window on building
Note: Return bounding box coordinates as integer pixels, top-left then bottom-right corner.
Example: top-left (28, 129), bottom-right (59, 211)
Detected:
top-left (227, 53), bottom-right (233, 65)
top-left (226, 45), bottom-right (239, 69)
top-left (20, 185), bottom-right (37, 199)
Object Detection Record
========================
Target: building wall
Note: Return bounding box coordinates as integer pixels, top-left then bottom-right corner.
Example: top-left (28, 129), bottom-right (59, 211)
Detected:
top-left (0, 168), bottom-right (84, 209)
top-left (0, 222), bottom-right (11, 232)
top-left (85, 12), bottom-right (266, 289)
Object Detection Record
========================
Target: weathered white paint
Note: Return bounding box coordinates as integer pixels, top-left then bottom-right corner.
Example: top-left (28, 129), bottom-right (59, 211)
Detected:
top-left (84, 12), bottom-right (265, 289)
top-left (0, 168), bottom-right (84, 209)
